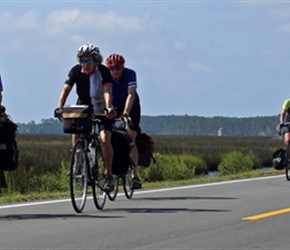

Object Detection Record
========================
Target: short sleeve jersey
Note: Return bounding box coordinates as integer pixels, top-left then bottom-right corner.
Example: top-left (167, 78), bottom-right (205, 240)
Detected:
top-left (65, 64), bottom-right (112, 105)
top-left (282, 99), bottom-right (290, 111)
top-left (112, 68), bottom-right (140, 110)
top-left (0, 74), bottom-right (3, 91)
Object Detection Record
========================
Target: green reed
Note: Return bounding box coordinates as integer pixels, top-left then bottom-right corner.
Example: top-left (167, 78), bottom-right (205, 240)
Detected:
top-left (0, 134), bottom-right (283, 198)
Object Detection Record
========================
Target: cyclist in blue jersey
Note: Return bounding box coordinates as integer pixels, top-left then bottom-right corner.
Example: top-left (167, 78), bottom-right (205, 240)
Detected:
top-left (106, 54), bottom-right (142, 189)
top-left (57, 44), bottom-right (116, 193)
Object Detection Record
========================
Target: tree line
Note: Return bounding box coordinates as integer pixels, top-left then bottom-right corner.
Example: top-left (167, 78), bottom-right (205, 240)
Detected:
top-left (16, 114), bottom-right (280, 136)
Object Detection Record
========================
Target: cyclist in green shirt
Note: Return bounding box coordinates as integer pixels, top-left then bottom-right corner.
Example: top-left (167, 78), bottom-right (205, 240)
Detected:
top-left (277, 99), bottom-right (290, 146)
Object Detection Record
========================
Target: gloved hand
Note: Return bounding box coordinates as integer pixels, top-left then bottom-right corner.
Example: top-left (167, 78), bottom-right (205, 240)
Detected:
top-left (54, 108), bottom-right (63, 120)
top-left (120, 113), bottom-right (133, 130)
top-left (0, 105), bottom-right (6, 114)
top-left (104, 106), bottom-right (116, 119)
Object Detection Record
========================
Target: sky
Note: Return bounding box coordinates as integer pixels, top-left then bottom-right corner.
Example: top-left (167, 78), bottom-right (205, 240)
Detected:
top-left (0, 0), bottom-right (290, 123)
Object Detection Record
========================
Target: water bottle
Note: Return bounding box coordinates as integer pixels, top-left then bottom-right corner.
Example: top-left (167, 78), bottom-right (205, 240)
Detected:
top-left (88, 142), bottom-right (95, 169)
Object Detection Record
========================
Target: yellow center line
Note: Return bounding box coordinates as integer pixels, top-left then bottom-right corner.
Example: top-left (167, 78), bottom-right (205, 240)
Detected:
top-left (243, 208), bottom-right (290, 220)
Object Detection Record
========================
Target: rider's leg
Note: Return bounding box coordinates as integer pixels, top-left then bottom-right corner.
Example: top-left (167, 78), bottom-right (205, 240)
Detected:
top-left (128, 130), bottom-right (139, 178)
top-left (72, 134), bottom-right (80, 147)
top-left (99, 129), bottom-right (113, 177)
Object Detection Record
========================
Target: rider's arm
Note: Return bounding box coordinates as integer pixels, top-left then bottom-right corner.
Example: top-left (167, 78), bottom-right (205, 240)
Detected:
top-left (280, 109), bottom-right (287, 123)
top-left (58, 84), bottom-right (72, 109)
top-left (123, 86), bottom-right (136, 115)
top-left (103, 84), bottom-right (115, 119)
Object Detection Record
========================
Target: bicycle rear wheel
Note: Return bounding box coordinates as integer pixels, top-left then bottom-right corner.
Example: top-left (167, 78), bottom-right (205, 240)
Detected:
top-left (92, 145), bottom-right (107, 210)
top-left (286, 142), bottom-right (290, 181)
top-left (123, 169), bottom-right (134, 199)
top-left (70, 140), bottom-right (88, 213)
top-left (108, 175), bottom-right (119, 201)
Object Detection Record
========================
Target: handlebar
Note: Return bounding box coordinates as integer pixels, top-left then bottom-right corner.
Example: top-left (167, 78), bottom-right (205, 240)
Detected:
top-left (278, 122), bottom-right (290, 135)
top-left (54, 108), bottom-right (131, 132)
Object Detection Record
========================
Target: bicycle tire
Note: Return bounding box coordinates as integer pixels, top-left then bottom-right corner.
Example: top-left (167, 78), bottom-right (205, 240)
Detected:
top-left (286, 142), bottom-right (290, 181)
top-left (107, 175), bottom-right (119, 201)
top-left (123, 169), bottom-right (134, 199)
top-left (92, 144), bottom-right (107, 210)
top-left (70, 140), bottom-right (88, 213)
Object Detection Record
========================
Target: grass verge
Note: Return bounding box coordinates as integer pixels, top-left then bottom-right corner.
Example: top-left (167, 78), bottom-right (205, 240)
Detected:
top-left (0, 167), bottom-right (283, 204)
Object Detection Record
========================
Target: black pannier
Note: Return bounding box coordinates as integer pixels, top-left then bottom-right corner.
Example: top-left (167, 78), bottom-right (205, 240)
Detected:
top-left (111, 131), bottom-right (133, 175)
top-left (62, 105), bottom-right (92, 134)
top-left (272, 148), bottom-right (286, 170)
top-left (0, 111), bottom-right (19, 171)
top-left (136, 132), bottom-right (156, 167)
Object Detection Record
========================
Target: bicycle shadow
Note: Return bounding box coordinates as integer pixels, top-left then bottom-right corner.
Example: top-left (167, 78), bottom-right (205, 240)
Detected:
top-left (0, 213), bottom-right (123, 221)
top-left (106, 195), bottom-right (236, 214)
top-left (106, 207), bottom-right (232, 214)
top-left (132, 196), bottom-right (238, 201)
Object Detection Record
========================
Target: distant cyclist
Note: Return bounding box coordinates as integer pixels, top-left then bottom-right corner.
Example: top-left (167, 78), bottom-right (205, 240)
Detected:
top-left (57, 43), bottom-right (115, 193)
top-left (106, 53), bottom-right (142, 189)
top-left (0, 72), bottom-right (6, 189)
top-left (0, 73), bottom-right (3, 105)
top-left (277, 99), bottom-right (290, 147)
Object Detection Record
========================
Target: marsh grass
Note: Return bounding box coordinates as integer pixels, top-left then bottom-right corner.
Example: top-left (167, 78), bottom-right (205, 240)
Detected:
top-left (0, 134), bottom-right (283, 203)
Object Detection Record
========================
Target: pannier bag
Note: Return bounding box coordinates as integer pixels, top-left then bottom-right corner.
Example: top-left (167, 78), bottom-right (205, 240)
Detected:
top-left (272, 148), bottom-right (286, 170)
top-left (111, 131), bottom-right (133, 175)
top-left (0, 111), bottom-right (19, 171)
top-left (136, 132), bottom-right (156, 167)
top-left (62, 105), bottom-right (92, 134)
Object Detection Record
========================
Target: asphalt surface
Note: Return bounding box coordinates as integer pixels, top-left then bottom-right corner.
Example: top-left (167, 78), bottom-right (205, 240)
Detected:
top-left (0, 174), bottom-right (289, 249)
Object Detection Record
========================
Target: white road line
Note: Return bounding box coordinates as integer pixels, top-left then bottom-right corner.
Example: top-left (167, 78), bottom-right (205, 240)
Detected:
top-left (0, 174), bottom-right (284, 210)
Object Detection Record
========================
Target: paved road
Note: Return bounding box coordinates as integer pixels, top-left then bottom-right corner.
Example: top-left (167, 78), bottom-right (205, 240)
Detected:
top-left (0, 174), bottom-right (289, 249)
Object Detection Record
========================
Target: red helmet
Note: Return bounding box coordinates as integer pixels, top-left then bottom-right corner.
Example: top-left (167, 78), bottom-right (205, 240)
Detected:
top-left (106, 54), bottom-right (125, 68)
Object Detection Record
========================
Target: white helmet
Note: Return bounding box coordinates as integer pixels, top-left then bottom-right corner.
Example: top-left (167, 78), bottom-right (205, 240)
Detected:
top-left (77, 43), bottom-right (100, 58)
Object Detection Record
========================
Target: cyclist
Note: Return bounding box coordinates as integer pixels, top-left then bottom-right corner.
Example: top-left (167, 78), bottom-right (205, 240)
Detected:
top-left (57, 43), bottom-right (115, 193)
top-left (106, 53), bottom-right (142, 189)
top-left (0, 72), bottom-right (6, 189)
top-left (277, 99), bottom-right (290, 147)
top-left (0, 73), bottom-right (3, 105)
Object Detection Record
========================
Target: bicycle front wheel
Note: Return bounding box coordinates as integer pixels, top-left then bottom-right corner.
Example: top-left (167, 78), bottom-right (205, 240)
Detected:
top-left (108, 175), bottom-right (119, 201)
top-left (123, 169), bottom-right (134, 199)
top-left (70, 140), bottom-right (88, 213)
top-left (286, 142), bottom-right (290, 181)
top-left (92, 145), bottom-right (107, 210)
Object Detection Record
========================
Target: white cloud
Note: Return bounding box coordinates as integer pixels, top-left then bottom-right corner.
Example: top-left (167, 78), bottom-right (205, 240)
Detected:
top-left (174, 42), bottom-right (186, 50)
top-left (272, 9), bottom-right (290, 20)
top-left (0, 11), bottom-right (40, 32)
top-left (45, 9), bottom-right (142, 36)
top-left (277, 23), bottom-right (290, 33)
top-left (189, 62), bottom-right (213, 73)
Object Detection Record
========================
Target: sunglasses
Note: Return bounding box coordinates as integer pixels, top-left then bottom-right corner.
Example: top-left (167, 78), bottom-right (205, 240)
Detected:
top-left (80, 59), bottom-right (95, 65)
top-left (109, 66), bottom-right (122, 71)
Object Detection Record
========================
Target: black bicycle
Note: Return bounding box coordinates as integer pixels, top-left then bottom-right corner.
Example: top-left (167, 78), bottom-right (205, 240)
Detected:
top-left (55, 105), bottom-right (110, 212)
top-left (70, 114), bottom-right (108, 212)
top-left (278, 122), bottom-right (290, 181)
top-left (107, 166), bottom-right (134, 201)
top-left (55, 105), bottom-right (134, 212)
top-left (107, 121), bottom-right (135, 201)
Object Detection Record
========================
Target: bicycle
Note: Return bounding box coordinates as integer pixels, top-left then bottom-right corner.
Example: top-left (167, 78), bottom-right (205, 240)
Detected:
top-left (278, 122), bottom-right (290, 181)
top-left (55, 105), bottom-right (134, 212)
top-left (107, 121), bottom-right (135, 201)
top-left (55, 105), bottom-right (111, 212)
